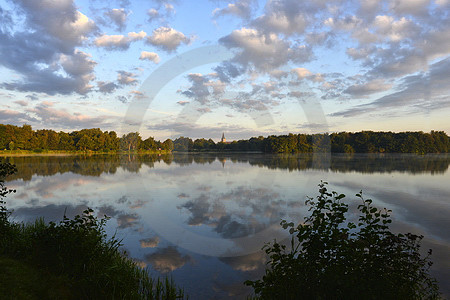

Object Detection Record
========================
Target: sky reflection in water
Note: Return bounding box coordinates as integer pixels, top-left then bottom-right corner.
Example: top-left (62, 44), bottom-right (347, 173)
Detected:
top-left (4, 153), bottom-right (450, 299)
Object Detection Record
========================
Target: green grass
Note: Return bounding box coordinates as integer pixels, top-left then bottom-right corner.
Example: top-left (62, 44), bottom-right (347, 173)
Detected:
top-left (0, 149), bottom-right (172, 156)
top-left (0, 211), bottom-right (185, 299)
top-left (0, 256), bottom-right (74, 299)
top-left (1, 161), bottom-right (184, 299)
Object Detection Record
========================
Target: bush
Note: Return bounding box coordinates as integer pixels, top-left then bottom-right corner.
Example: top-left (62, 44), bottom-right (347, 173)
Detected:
top-left (245, 182), bottom-right (441, 299)
top-left (0, 162), bottom-right (185, 299)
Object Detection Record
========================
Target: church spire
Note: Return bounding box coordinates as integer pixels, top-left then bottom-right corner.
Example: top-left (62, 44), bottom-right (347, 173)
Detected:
top-left (221, 132), bottom-right (226, 143)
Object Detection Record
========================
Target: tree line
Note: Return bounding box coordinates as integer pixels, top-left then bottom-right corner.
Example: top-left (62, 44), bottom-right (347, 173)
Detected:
top-left (0, 124), bottom-right (448, 153)
top-left (0, 124), bottom-right (173, 152)
top-left (173, 131), bottom-right (448, 154)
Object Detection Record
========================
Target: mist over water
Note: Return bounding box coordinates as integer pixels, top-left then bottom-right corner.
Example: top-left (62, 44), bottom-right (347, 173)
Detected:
top-left (4, 153), bottom-right (450, 299)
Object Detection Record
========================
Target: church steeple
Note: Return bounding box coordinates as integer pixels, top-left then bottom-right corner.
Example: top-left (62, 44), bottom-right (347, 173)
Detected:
top-left (221, 132), bottom-right (226, 143)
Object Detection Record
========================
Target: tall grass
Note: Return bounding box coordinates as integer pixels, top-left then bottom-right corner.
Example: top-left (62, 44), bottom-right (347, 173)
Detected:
top-left (0, 162), bottom-right (185, 299)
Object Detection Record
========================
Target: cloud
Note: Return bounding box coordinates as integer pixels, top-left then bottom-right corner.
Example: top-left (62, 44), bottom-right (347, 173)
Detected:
top-left (13, 1), bottom-right (96, 49)
top-left (177, 186), bottom-right (286, 239)
top-left (117, 95), bottom-right (128, 104)
top-left (94, 31), bottom-right (146, 50)
top-left (147, 8), bottom-right (160, 22)
top-left (26, 101), bottom-right (116, 129)
top-left (344, 79), bottom-right (393, 97)
top-left (219, 28), bottom-right (313, 71)
top-left (25, 94), bottom-right (39, 101)
top-left (0, 109), bottom-right (37, 125)
top-left (116, 213), bottom-right (139, 228)
top-left (145, 246), bottom-right (191, 273)
top-left (146, 27), bottom-right (193, 52)
top-left (97, 81), bottom-right (118, 93)
top-left (140, 236), bottom-right (160, 248)
top-left (213, 0), bottom-right (255, 20)
top-left (390, 0), bottom-right (431, 16)
top-left (0, 1), bottom-right (97, 95)
top-left (117, 70), bottom-right (138, 85)
top-left (213, 61), bottom-right (246, 82)
top-left (292, 68), bottom-right (312, 79)
top-left (146, 121), bottom-right (269, 141)
top-left (96, 205), bottom-right (121, 218)
top-left (180, 73), bottom-right (211, 104)
top-left (14, 100), bottom-right (29, 107)
top-left (220, 251), bottom-right (266, 272)
top-left (139, 51), bottom-right (160, 63)
top-left (372, 15), bottom-right (418, 42)
top-left (104, 8), bottom-right (128, 31)
top-left (250, 0), bottom-right (325, 36)
top-left (12, 204), bottom-right (89, 223)
top-left (331, 57), bottom-right (450, 117)
top-left (146, 0), bottom-right (176, 23)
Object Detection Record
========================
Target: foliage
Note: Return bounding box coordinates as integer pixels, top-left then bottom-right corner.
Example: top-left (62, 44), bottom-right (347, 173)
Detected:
top-left (0, 162), bottom-right (16, 226)
top-left (171, 131), bottom-right (448, 153)
top-left (0, 123), bottom-right (172, 152)
top-left (1, 123), bottom-right (448, 153)
top-left (0, 162), bottom-right (185, 299)
top-left (245, 182), bottom-right (441, 299)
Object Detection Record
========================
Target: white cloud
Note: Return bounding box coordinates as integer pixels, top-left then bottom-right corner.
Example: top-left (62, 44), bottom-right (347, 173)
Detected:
top-left (0, 0), bottom-right (98, 95)
top-left (59, 50), bottom-right (97, 94)
top-left (104, 8), bottom-right (128, 31)
top-left (117, 70), bottom-right (138, 85)
top-left (213, 0), bottom-right (255, 19)
top-left (146, 27), bottom-right (193, 52)
top-left (292, 67), bottom-right (312, 79)
top-left (254, 12), bottom-right (307, 36)
top-left (332, 57), bottom-right (450, 117)
top-left (390, 0), bottom-right (430, 16)
top-left (147, 8), bottom-right (159, 20)
top-left (94, 31), bottom-right (146, 50)
top-left (373, 16), bottom-right (417, 42)
top-left (219, 28), bottom-right (313, 71)
top-left (139, 51), bottom-right (160, 63)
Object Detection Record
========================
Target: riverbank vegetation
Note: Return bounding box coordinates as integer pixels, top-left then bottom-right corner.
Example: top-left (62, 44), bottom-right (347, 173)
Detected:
top-left (0, 162), bottom-right (185, 299)
top-left (1, 123), bottom-right (448, 154)
top-left (245, 182), bottom-right (441, 299)
top-left (0, 124), bottom-right (173, 153)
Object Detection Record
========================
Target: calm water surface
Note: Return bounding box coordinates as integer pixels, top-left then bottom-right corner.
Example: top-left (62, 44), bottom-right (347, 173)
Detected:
top-left (3, 153), bottom-right (450, 298)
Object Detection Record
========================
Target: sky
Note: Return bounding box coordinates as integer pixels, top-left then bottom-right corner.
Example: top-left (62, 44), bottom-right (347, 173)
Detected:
top-left (0, 0), bottom-right (449, 141)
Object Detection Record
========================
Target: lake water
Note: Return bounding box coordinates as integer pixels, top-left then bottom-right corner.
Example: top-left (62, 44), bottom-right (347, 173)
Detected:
top-left (3, 153), bottom-right (450, 298)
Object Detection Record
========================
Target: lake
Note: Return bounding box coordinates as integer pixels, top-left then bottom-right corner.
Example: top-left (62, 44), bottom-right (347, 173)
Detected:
top-left (2, 153), bottom-right (450, 298)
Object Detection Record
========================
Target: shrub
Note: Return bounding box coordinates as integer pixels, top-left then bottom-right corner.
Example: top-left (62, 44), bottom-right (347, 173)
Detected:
top-left (245, 182), bottom-right (441, 299)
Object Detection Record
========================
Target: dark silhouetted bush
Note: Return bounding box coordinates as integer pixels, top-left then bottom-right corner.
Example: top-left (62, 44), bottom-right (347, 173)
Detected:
top-left (245, 182), bottom-right (441, 299)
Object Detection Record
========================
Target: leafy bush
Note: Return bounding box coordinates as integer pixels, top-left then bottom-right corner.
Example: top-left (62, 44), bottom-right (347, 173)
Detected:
top-left (0, 162), bottom-right (185, 299)
top-left (245, 182), bottom-right (441, 299)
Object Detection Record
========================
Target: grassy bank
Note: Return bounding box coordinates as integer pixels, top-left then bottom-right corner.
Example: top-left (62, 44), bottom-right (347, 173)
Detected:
top-left (0, 162), bottom-right (184, 299)
top-left (0, 210), bottom-right (185, 299)
top-left (0, 150), bottom-right (172, 156)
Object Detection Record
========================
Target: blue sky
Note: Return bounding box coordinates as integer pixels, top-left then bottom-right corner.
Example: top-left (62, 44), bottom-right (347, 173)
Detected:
top-left (0, 0), bottom-right (449, 141)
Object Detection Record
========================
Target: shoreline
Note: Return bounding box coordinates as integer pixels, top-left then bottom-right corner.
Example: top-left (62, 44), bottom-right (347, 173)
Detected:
top-left (0, 150), bottom-right (172, 157)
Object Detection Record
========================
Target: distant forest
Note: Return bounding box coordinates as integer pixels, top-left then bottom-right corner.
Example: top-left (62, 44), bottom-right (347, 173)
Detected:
top-left (0, 124), bottom-right (448, 154)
